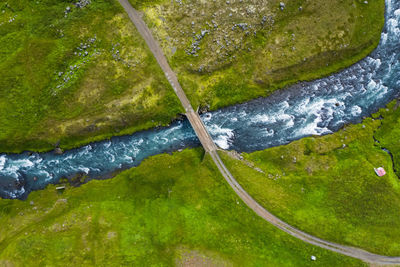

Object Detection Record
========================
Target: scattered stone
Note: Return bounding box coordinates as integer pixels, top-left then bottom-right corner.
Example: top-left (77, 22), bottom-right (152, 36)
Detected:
top-left (30, 201), bottom-right (34, 205)
top-left (261, 15), bottom-right (267, 25)
top-left (75, 0), bottom-right (91, 8)
top-left (280, 2), bottom-right (285, 10)
top-left (54, 147), bottom-right (63, 155)
top-left (311, 255), bottom-right (317, 261)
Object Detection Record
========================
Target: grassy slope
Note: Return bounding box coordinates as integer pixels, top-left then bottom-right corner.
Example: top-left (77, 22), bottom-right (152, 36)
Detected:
top-left (0, 149), bottom-right (364, 266)
top-left (139, 0), bottom-right (385, 109)
top-left (0, 0), bottom-right (183, 153)
top-left (220, 99), bottom-right (400, 256)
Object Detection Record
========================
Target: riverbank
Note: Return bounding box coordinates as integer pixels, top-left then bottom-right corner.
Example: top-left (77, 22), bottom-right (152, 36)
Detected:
top-left (1, 99), bottom-right (398, 263)
top-left (221, 98), bottom-right (400, 256)
top-left (0, 1), bottom-right (183, 154)
top-left (0, 0), bottom-right (384, 154)
top-left (0, 149), bottom-right (363, 266)
top-left (137, 0), bottom-right (385, 110)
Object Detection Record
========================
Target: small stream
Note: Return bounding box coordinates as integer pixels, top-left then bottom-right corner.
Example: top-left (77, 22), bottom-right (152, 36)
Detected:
top-left (0, 0), bottom-right (399, 199)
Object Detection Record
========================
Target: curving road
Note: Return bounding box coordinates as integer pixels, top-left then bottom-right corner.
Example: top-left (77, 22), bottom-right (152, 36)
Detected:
top-left (118, 0), bottom-right (400, 264)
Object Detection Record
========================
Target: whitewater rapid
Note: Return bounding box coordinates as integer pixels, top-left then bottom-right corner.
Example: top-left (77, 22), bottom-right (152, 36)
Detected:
top-left (1, 0), bottom-right (399, 199)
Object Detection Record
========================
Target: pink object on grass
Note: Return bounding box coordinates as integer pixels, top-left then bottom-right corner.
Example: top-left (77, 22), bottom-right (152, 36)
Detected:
top-left (374, 167), bottom-right (386, 177)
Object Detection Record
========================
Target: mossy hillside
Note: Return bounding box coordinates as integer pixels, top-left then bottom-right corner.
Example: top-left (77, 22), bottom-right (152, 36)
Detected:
top-left (0, 0), bottom-right (183, 153)
top-left (220, 99), bottom-right (400, 256)
top-left (137, 0), bottom-right (384, 109)
top-left (0, 149), bottom-right (364, 266)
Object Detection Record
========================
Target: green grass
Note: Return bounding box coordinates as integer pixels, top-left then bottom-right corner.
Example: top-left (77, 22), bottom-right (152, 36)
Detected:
top-left (0, 149), bottom-right (364, 266)
top-left (0, 0), bottom-right (183, 153)
top-left (220, 99), bottom-right (400, 256)
top-left (0, 0), bottom-right (385, 153)
top-left (139, 0), bottom-right (385, 110)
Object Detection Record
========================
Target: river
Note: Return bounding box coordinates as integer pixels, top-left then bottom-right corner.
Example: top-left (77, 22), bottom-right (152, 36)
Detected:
top-left (0, 0), bottom-right (399, 199)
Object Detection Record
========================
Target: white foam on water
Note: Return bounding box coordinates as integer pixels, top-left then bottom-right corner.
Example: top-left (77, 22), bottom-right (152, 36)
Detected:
top-left (386, 0), bottom-right (392, 14)
top-left (40, 170), bottom-right (54, 182)
top-left (202, 112), bottom-right (212, 122)
top-left (208, 124), bottom-right (234, 149)
top-left (367, 80), bottom-right (377, 90)
top-left (265, 129), bottom-right (274, 137)
top-left (14, 159), bottom-right (34, 168)
top-left (135, 138), bottom-right (144, 146)
top-left (235, 110), bottom-right (245, 118)
top-left (297, 117), bottom-right (332, 137)
top-left (47, 159), bottom-right (60, 165)
top-left (0, 159), bottom-right (35, 178)
top-left (351, 105), bottom-right (362, 116)
top-left (2, 165), bottom-right (20, 178)
top-left (163, 122), bottom-right (183, 135)
top-left (276, 114), bottom-right (295, 128)
top-left (36, 169), bottom-right (50, 177)
top-left (79, 167), bottom-right (90, 174)
top-left (123, 155), bottom-right (134, 163)
top-left (104, 141), bottom-right (112, 149)
top-left (63, 154), bottom-right (73, 161)
top-left (278, 100), bottom-right (290, 110)
top-left (292, 98), bottom-right (338, 137)
top-left (106, 151), bottom-right (115, 163)
top-left (78, 144), bottom-right (92, 156)
top-left (214, 135), bottom-right (232, 149)
top-left (6, 186), bottom-right (25, 199)
top-left (373, 58), bottom-right (382, 68)
top-left (293, 97), bottom-right (311, 113)
top-left (0, 156), bottom-right (6, 171)
top-left (377, 84), bottom-right (389, 99)
top-left (251, 114), bottom-right (276, 124)
top-left (388, 18), bottom-right (399, 36)
top-left (381, 33), bottom-right (388, 45)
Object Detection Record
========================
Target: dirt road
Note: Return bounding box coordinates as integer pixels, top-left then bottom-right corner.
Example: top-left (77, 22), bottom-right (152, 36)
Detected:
top-left (118, 0), bottom-right (400, 264)
top-left (117, 0), bottom-right (216, 153)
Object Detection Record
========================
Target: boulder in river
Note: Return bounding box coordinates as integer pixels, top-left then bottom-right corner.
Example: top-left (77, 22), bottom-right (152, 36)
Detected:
top-left (54, 147), bottom-right (63, 155)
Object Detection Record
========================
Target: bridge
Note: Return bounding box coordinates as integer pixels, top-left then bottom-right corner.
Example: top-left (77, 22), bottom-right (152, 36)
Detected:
top-left (118, 0), bottom-right (400, 264)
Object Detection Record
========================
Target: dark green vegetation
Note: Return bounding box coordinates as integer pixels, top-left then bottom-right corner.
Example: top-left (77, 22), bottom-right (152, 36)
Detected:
top-left (0, 0), bottom-right (182, 153)
top-left (0, 149), bottom-right (364, 266)
top-left (139, 0), bottom-right (385, 109)
top-left (221, 99), bottom-right (400, 256)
